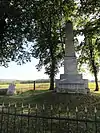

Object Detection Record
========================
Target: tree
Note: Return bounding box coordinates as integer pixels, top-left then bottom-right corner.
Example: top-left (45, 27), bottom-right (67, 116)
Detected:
top-left (75, 19), bottom-right (100, 91)
top-left (79, 0), bottom-right (100, 15)
top-left (74, 0), bottom-right (100, 91)
top-left (76, 35), bottom-right (100, 91)
top-left (0, 0), bottom-right (76, 90)
top-left (0, 0), bottom-right (99, 91)
top-left (88, 37), bottom-right (100, 91)
top-left (0, 0), bottom-right (33, 67)
top-left (29, 0), bottom-right (76, 90)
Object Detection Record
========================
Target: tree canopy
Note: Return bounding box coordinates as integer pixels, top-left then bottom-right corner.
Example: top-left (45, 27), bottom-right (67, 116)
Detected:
top-left (0, 0), bottom-right (33, 66)
top-left (0, 0), bottom-right (100, 90)
top-left (29, 0), bottom-right (76, 89)
top-left (75, 0), bottom-right (100, 90)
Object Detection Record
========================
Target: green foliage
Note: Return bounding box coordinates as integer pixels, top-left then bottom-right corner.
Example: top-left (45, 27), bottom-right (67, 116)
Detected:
top-left (0, 1), bottom-right (73, 89)
top-left (73, 0), bottom-right (100, 90)
top-left (76, 36), bottom-right (100, 70)
top-left (75, 22), bottom-right (100, 90)
top-left (29, 0), bottom-right (76, 89)
top-left (0, 0), bottom-right (34, 67)
top-left (79, 0), bottom-right (100, 15)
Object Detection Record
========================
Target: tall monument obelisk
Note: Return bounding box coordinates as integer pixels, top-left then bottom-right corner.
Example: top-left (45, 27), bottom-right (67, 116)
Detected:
top-left (55, 21), bottom-right (89, 94)
top-left (64, 20), bottom-right (77, 74)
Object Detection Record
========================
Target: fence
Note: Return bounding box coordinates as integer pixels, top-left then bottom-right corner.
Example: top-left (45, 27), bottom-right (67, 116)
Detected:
top-left (0, 81), bottom-right (50, 95)
top-left (16, 81), bottom-right (50, 93)
top-left (0, 103), bottom-right (100, 133)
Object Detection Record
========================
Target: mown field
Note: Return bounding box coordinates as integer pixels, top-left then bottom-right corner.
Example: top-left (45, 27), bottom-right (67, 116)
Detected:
top-left (0, 83), bottom-right (50, 93)
top-left (88, 82), bottom-right (100, 92)
top-left (0, 82), bottom-right (99, 92)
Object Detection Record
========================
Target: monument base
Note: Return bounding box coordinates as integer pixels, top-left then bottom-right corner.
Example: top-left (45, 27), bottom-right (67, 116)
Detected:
top-left (55, 74), bottom-right (89, 94)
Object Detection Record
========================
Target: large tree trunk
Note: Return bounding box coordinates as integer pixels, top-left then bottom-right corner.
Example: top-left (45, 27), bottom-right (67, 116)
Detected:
top-left (49, 70), bottom-right (55, 90)
top-left (90, 59), bottom-right (99, 91)
top-left (94, 72), bottom-right (99, 91)
top-left (93, 65), bottom-right (99, 91)
top-left (49, 55), bottom-right (55, 90)
top-left (49, 12), bottom-right (56, 90)
top-left (49, 43), bottom-right (55, 90)
top-left (88, 39), bottom-right (99, 91)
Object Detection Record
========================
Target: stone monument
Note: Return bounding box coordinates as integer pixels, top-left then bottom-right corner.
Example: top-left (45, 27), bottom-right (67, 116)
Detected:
top-left (7, 83), bottom-right (16, 95)
top-left (55, 20), bottom-right (89, 94)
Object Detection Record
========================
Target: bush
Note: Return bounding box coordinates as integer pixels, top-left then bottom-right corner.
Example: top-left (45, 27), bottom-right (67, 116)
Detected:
top-left (0, 89), bottom-right (7, 95)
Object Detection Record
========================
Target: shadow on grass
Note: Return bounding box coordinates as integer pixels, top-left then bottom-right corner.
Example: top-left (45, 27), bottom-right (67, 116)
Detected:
top-left (1, 91), bottom-right (100, 133)
top-left (17, 89), bottom-right (49, 96)
top-left (0, 90), bottom-right (51, 105)
top-left (0, 90), bottom-right (100, 112)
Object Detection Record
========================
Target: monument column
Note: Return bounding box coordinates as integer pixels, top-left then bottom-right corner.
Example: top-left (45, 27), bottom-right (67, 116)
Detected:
top-left (64, 20), bottom-right (77, 74)
top-left (55, 20), bottom-right (89, 94)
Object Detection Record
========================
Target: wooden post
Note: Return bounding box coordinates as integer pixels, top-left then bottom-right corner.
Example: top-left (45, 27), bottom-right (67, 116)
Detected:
top-left (34, 81), bottom-right (35, 90)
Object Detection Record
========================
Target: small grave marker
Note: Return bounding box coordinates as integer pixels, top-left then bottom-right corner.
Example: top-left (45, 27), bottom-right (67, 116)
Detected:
top-left (7, 83), bottom-right (15, 95)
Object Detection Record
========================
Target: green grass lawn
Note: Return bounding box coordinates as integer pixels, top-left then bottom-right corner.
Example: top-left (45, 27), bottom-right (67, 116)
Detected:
top-left (0, 90), bottom-right (100, 132)
top-left (0, 89), bottom-right (100, 111)
top-left (0, 81), bottom-right (100, 133)
top-left (0, 82), bottom-right (100, 108)
top-left (0, 81), bottom-right (100, 117)
top-left (0, 82), bottom-right (100, 107)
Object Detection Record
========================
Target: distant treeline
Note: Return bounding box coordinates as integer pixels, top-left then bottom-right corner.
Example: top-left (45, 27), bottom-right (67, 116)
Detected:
top-left (20, 79), bottom-right (50, 84)
top-left (0, 79), bottom-right (50, 84)
top-left (0, 80), bottom-right (20, 85)
top-left (0, 79), bottom-right (99, 85)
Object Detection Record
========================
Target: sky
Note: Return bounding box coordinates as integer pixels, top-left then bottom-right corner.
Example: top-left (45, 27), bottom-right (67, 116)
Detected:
top-left (0, 57), bottom-right (95, 81)
top-left (0, 36), bottom-right (97, 81)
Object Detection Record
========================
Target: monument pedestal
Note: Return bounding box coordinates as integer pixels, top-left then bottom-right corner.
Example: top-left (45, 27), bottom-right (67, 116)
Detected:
top-left (55, 74), bottom-right (88, 94)
top-left (55, 56), bottom-right (89, 94)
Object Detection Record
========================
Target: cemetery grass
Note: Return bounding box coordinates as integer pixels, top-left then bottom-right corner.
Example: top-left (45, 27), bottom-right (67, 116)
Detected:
top-left (0, 89), bottom-right (100, 112)
top-left (0, 82), bottom-right (100, 109)
top-left (0, 90), bottom-right (100, 132)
